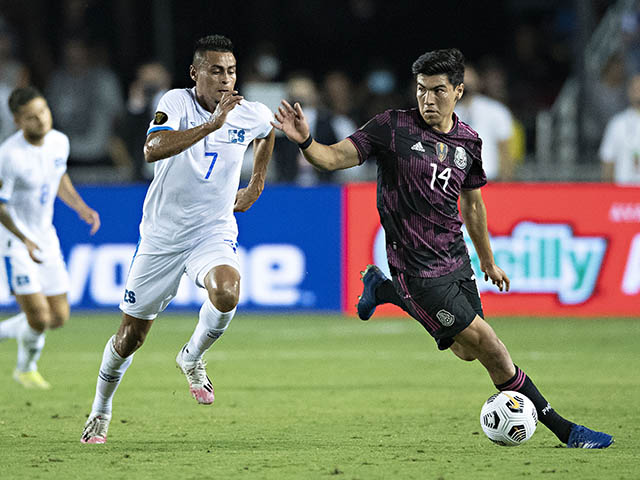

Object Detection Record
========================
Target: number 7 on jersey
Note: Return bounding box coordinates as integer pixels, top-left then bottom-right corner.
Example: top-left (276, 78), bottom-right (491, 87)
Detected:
top-left (204, 152), bottom-right (218, 179)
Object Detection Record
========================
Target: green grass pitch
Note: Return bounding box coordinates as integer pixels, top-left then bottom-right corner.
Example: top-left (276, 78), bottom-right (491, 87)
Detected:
top-left (0, 313), bottom-right (638, 479)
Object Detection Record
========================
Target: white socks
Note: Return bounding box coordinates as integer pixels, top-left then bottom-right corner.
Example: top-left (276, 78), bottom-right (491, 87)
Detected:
top-left (90, 336), bottom-right (133, 416)
top-left (16, 321), bottom-right (45, 373)
top-left (0, 312), bottom-right (26, 340)
top-left (182, 301), bottom-right (236, 362)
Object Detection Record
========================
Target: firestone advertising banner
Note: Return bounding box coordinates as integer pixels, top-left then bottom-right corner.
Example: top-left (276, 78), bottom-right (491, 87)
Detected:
top-left (344, 183), bottom-right (640, 317)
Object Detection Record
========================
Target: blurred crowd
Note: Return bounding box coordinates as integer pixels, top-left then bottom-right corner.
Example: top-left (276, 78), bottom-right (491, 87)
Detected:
top-left (1, 1), bottom-right (639, 185)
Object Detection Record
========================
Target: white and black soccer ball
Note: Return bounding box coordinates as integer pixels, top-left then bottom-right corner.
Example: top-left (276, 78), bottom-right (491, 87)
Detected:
top-left (480, 391), bottom-right (538, 446)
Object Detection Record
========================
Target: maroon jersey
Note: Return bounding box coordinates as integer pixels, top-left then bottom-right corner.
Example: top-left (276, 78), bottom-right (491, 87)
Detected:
top-left (348, 108), bottom-right (486, 278)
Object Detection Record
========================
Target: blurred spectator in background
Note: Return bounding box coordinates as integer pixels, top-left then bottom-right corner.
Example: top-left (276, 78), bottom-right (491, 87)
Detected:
top-left (46, 37), bottom-right (126, 182)
top-left (114, 61), bottom-right (171, 182)
top-left (240, 42), bottom-right (285, 113)
top-left (621, 7), bottom-right (640, 75)
top-left (274, 73), bottom-right (342, 184)
top-left (323, 71), bottom-right (360, 126)
top-left (599, 73), bottom-right (640, 184)
top-left (238, 42), bottom-right (285, 184)
top-left (584, 53), bottom-right (628, 156)
top-left (322, 70), bottom-right (374, 182)
top-left (478, 56), bottom-right (509, 105)
top-left (508, 22), bottom-right (568, 155)
top-left (455, 64), bottom-right (515, 181)
top-left (0, 18), bottom-right (30, 143)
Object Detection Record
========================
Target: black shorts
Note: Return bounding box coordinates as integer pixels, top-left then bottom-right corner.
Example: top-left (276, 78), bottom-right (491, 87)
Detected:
top-left (392, 263), bottom-right (484, 351)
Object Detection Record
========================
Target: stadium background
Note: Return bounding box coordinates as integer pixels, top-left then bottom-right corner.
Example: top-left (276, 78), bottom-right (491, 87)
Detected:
top-left (0, 0), bottom-right (638, 315)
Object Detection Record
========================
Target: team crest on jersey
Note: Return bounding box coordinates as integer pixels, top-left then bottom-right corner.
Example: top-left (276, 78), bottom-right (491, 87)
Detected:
top-left (153, 111), bottom-right (168, 125)
top-left (454, 146), bottom-right (468, 169)
top-left (435, 142), bottom-right (449, 162)
top-left (436, 309), bottom-right (455, 327)
top-left (228, 129), bottom-right (246, 144)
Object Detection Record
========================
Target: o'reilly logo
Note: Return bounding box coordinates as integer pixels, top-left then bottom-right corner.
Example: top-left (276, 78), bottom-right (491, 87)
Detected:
top-left (463, 222), bottom-right (606, 304)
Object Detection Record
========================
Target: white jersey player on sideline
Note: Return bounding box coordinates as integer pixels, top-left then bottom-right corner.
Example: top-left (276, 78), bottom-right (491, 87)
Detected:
top-left (81, 34), bottom-right (275, 444)
top-left (0, 87), bottom-right (100, 389)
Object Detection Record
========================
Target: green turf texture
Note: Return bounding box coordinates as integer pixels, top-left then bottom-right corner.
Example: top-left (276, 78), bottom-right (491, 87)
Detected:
top-left (0, 313), bottom-right (638, 479)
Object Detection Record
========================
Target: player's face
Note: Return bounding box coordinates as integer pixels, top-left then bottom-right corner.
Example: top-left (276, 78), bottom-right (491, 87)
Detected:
top-left (14, 97), bottom-right (53, 141)
top-left (416, 74), bottom-right (463, 131)
top-left (190, 51), bottom-right (237, 109)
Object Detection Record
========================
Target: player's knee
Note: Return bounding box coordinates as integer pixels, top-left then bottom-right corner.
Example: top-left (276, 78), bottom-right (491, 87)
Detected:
top-left (48, 306), bottom-right (70, 329)
top-left (451, 342), bottom-right (477, 362)
top-left (114, 318), bottom-right (150, 357)
top-left (208, 286), bottom-right (239, 313)
top-left (454, 349), bottom-right (477, 362)
top-left (25, 309), bottom-right (52, 332)
top-left (48, 312), bottom-right (69, 329)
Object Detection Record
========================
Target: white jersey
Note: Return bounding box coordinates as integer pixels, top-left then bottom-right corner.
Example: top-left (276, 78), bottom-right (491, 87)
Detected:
top-left (0, 129), bottom-right (68, 257)
top-left (599, 107), bottom-right (640, 185)
top-left (141, 87), bottom-right (273, 251)
top-left (455, 94), bottom-right (513, 180)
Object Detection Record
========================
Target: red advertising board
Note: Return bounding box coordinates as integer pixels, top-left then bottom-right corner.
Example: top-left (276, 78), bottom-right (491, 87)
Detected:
top-left (343, 183), bottom-right (640, 316)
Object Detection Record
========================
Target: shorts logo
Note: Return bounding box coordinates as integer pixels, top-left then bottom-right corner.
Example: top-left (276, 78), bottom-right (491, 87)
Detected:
top-left (123, 289), bottom-right (136, 304)
top-left (16, 275), bottom-right (30, 286)
top-left (435, 142), bottom-right (448, 162)
top-left (153, 111), bottom-right (168, 125)
top-left (454, 146), bottom-right (468, 169)
top-left (436, 309), bottom-right (455, 327)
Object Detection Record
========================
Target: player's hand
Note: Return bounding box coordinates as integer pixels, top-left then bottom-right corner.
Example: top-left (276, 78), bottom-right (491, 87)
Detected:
top-left (233, 185), bottom-right (262, 212)
top-left (271, 100), bottom-right (310, 144)
top-left (208, 91), bottom-right (243, 131)
top-left (24, 238), bottom-right (43, 264)
top-left (481, 263), bottom-right (510, 292)
top-left (79, 207), bottom-right (101, 235)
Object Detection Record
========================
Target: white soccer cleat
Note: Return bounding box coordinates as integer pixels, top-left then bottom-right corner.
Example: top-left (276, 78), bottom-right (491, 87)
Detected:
top-left (176, 345), bottom-right (215, 405)
top-left (81, 413), bottom-right (111, 444)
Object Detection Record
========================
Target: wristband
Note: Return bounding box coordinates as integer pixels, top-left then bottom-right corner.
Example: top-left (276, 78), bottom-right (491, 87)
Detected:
top-left (298, 135), bottom-right (313, 150)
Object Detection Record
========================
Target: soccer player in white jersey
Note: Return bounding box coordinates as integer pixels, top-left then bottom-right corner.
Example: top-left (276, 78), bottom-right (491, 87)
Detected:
top-left (0, 87), bottom-right (101, 388)
top-left (81, 35), bottom-right (275, 444)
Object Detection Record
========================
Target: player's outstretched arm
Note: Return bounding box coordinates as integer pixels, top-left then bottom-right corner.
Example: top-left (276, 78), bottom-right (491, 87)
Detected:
top-left (144, 91), bottom-right (244, 163)
top-left (57, 174), bottom-right (101, 235)
top-left (460, 188), bottom-right (510, 292)
top-left (271, 100), bottom-right (360, 171)
top-left (234, 129), bottom-right (276, 212)
top-left (0, 203), bottom-right (42, 263)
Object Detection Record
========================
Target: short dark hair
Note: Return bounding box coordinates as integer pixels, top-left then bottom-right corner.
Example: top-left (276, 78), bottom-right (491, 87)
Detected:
top-left (411, 48), bottom-right (465, 87)
top-left (8, 87), bottom-right (44, 115)
top-left (193, 34), bottom-right (234, 64)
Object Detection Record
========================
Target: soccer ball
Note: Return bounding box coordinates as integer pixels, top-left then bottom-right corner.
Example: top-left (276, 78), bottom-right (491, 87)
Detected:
top-left (480, 391), bottom-right (537, 446)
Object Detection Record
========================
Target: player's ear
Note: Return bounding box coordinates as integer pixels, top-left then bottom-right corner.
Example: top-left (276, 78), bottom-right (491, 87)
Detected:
top-left (189, 65), bottom-right (197, 83)
top-left (455, 83), bottom-right (464, 101)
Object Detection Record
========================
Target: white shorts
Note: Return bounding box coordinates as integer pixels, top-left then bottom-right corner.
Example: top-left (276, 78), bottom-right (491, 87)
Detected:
top-left (120, 235), bottom-right (240, 320)
top-left (3, 244), bottom-right (70, 296)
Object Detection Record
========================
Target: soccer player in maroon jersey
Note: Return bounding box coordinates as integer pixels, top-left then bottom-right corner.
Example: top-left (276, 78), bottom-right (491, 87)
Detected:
top-left (272, 48), bottom-right (612, 449)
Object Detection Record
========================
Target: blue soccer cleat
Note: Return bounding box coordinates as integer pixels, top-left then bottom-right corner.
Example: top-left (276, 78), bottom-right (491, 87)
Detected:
top-left (567, 424), bottom-right (614, 449)
top-left (357, 265), bottom-right (389, 321)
